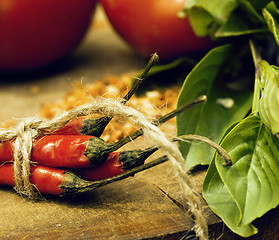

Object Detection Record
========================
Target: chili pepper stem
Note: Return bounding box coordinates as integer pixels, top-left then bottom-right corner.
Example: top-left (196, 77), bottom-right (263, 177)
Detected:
top-left (83, 137), bottom-right (111, 165)
top-left (84, 95), bottom-right (206, 165)
top-left (81, 53), bottom-right (159, 137)
top-left (119, 146), bottom-right (158, 170)
top-left (122, 53), bottom-right (159, 104)
top-left (60, 155), bottom-right (169, 197)
top-left (109, 95), bottom-right (207, 151)
top-left (80, 117), bottom-right (110, 136)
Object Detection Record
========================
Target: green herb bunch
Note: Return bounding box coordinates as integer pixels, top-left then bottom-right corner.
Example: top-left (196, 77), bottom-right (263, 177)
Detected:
top-left (176, 0), bottom-right (279, 237)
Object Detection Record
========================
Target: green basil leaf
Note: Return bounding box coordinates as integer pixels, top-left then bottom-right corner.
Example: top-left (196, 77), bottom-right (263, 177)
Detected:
top-left (258, 61), bottom-right (279, 134)
top-left (212, 115), bottom-right (279, 234)
top-left (177, 45), bottom-right (253, 171)
top-left (263, 2), bottom-right (279, 45)
top-left (215, 15), bottom-right (266, 37)
top-left (183, 0), bottom-right (238, 36)
top-left (203, 154), bottom-right (258, 237)
top-left (238, 0), bottom-right (266, 23)
top-left (184, 0), bottom-right (275, 38)
top-left (216, 0), bottom-right (267, 37)
top-left (247, 0), bottom-right (273, 11)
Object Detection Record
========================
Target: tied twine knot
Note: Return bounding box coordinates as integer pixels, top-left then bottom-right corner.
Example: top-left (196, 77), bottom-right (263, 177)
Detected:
top-left (0, 118), bottom-right (44, 198)
top-left (13, 119), bottom-right (42, 198)
top-left (0, 97), bottom-right (208, 240)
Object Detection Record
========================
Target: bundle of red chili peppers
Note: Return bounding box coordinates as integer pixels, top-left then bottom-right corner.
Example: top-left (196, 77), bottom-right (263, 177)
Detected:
top-left (0, 54), bottom-right (208, 198)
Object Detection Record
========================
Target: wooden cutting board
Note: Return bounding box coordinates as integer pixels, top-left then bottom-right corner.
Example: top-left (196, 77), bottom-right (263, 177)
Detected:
top-left (0, 6), bottom-right (278, 240)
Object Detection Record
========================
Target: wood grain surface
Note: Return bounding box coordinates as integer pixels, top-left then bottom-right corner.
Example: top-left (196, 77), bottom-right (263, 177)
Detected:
top-left (0, 6), bottom-right (278, 240)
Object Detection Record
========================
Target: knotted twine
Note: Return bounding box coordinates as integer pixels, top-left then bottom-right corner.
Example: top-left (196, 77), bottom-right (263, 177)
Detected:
top-left (0, 97), bottom-right (208, 240)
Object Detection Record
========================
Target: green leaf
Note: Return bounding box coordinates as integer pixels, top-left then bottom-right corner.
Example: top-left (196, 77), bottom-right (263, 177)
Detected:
top-left (257, 60), bottom-right (279, 134)
top-left (204, 115), bottom-right (279, 236)
top-left (238, 0), bottom-right (266, 23)
top-left (203, 154), bottom-right (258, 237)
top-left (176, 45), bottom-right (253, 171)
top-left (263, 2), bottom-right (279, 45)
top-left (185, 0), bottom-right (238, 23)
top-left (185, 6), bottom-right (216, 37)
top-left (215, 14), bottom-right (266, 37)
top-left (216, 0), bottom-right (267, 37)
top-left (184, 0), bottom-right (274, 38)
top-left (183, 0), bottom-right (238, 37)
top-left (247, 0), bottom-right (273, 11)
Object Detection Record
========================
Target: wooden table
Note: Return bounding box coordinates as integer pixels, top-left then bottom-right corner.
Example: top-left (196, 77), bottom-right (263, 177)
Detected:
top-left (0, 6), bottom-right (278, 240)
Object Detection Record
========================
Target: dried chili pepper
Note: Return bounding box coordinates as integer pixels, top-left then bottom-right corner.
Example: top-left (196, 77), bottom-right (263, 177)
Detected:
top-left (47, 53), bottom-right (159, 137)
top-left (0, 155), bottom-right (168, 197)
top-left (75, 146), bottom-right (158, 181)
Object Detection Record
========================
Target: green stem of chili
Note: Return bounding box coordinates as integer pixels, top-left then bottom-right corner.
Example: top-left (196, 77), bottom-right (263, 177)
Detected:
top-left (81, 53), bottom-right (159, 137)
top-left (60, 155), bottom-right (169, 197)
top-left (109, 95), bottom-right (207, 151)
top-left (83, 95), bottom-right (206, 165)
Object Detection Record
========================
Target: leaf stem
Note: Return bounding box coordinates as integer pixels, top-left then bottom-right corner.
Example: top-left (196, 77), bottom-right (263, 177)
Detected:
top-left (173, 134), bottom-right (232, 166)
top-left (249, 40), bottom-right (262, 114)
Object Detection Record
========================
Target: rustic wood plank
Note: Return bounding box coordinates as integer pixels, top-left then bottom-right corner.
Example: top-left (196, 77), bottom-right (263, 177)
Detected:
top-left (0, 177), bottom-right (194, 239)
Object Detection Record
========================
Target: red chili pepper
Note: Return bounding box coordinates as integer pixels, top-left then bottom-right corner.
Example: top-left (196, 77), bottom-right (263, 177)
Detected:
top-left (0, 164), bottom-right (15, 186)
top-left (0, 136), bottom-right (157, 171)
top-left (32, 135), bottom-right (111, 168)
top-left (0, 140), bottom-right (14, 163)
top-left (32, 135), bottom-right (93, 168)
top-left (79, 152), bottom-right (125, 180)
top-left (0, 155), bottom-right (168, 197)
top-left (0, 95), bottom-right (206, 168)
top-left (0, 135), bottom-right (110, 168)
top-left (49, 117), bottom-right (86, 135)
top-left (76, 146), bottom-right (158, 181)
top-left (46, 116), bottom-right (110, 136)
top-left (0, 164), bottom-right (64, 195)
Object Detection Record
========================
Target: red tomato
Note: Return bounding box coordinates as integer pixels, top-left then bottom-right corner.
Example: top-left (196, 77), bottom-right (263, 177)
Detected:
top-left (100, 0), bottom-right (211, 60)
top-left (0, 0), bottom-right (97, 71)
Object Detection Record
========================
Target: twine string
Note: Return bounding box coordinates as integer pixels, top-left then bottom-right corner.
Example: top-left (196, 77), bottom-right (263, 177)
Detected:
top-left (0, 97), bottom-right (208, 239)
